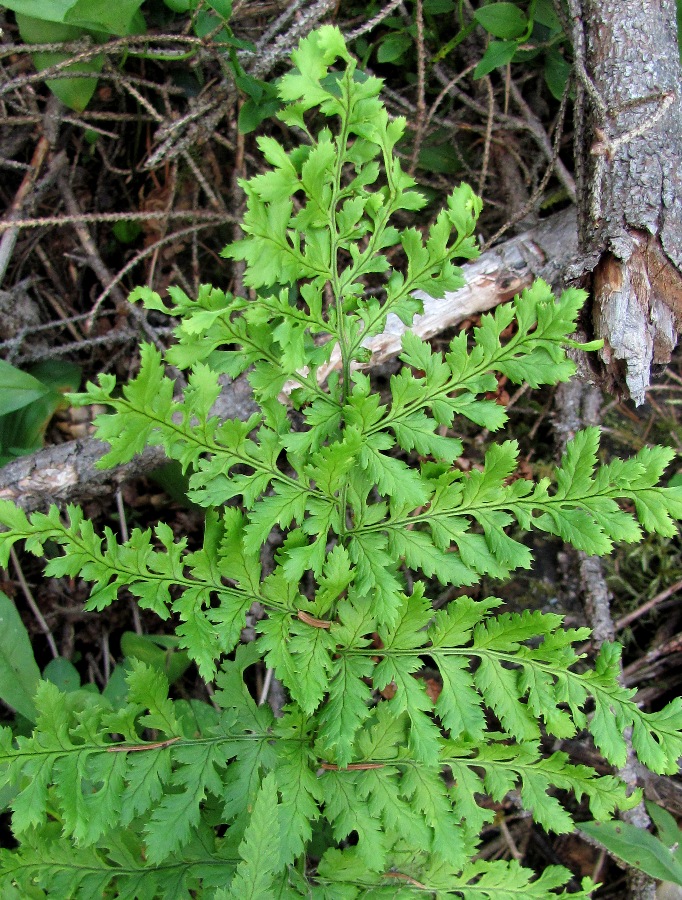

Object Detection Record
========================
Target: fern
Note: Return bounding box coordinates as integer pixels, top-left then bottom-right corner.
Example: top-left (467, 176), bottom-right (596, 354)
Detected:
top-left (0, 25), bottom-right (681, 898)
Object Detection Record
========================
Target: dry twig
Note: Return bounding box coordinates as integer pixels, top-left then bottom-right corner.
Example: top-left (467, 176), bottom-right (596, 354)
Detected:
top-left (9, 546), bottom-right (58, 659)
top-left (554, 380), bottom-right (657, 900)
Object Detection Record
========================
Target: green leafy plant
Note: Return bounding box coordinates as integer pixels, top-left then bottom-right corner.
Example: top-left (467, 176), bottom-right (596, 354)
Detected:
top-left (3, 0), bottom-right (147, 111)
top-left (581, 801), bottom-right (682, 887)
top-left (0, 359), bottom-right (80, 466)
top-left (120, 631), bottom-right (192, 683)
top-left (1, 25), bottom-right (682, 897)
top-left (0, 591), bottom-right (41, 723)
top-left (456, 0), bottom-right (571, 95)
top-left (2, 0), bottom-right (271, 122)
top-left (361, 0), bottom-right (570, 100)
top-left (351, 0), bottom-right (570, 179)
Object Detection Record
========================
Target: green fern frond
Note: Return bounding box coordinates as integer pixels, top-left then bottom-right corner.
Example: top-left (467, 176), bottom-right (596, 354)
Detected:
top-left (0, 22), bottom-right (680, 899)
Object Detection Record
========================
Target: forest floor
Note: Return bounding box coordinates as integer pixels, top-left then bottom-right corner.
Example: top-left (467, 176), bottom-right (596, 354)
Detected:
top-left (1, 1), bottom-right (681, 895)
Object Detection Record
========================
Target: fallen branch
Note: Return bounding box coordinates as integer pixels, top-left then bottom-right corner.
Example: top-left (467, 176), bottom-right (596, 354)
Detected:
top-left (0, 208), bottom-right (577, 512)
top-left (554, 378), bottom-right (656, 900)
top-left (315, 207), bottom-right (577, 381)
top-left (0, 375), bottom-right (258, 512)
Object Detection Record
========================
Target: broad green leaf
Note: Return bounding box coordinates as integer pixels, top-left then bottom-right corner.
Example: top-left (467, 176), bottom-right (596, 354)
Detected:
top-left (42, 657), bottom-right (80, 693)
top-left (14, 15), bottom-right (103, 111)
top-left (2, 0), bottom-right (77, 19)
top-left (120, 632), bottom-right (191, 684)
top-left (581, 820), bottom-right (682, 886)
top-left (377, 32), bottom-right (412, 63)
top-left (0, 592), bottom-right (41, 721)
top-left (0, 359), bottom-right (50, 417)
top-left (417, 144), bottom-right (462, 175)
top-left (112, 219), bottom-right (142, 243)
top-left (239, 98), bottom-right (282, 134)
top-left (424, 0), bottom-right (455, 12)
top-left (535, 0), bottom-right (562, 30)
top-left (645, 800), bottom-right (682, 860)
top-left (0, 361), bottom-right (80, 465)
top-left (101, 663), bottom-right (129, 709)
top-left (545, 49), bottom-right (572, 100)
top-left (8, 0), bottom-right (145, 33)
top-left (474, 39), bottom-right (518, 78)
top-left (474, 3), bottom-right (528, 39)
top-left (207, 0), bottom-right (232, 19)
top-left (65, 0), bottom-right (145, 33)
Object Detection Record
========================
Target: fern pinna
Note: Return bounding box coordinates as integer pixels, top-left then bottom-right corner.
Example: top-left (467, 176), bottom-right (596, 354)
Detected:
top-left (0, 26), bottom-right (681, 899)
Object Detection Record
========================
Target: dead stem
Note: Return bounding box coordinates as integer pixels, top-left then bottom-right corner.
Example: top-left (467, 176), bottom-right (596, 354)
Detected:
top-left (9, 546), bottom-right (58, 659)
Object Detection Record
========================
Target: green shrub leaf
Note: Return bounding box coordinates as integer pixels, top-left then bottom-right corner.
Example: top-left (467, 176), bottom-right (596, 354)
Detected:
top-left (474, 2), bottom-right (528, 39)
top-left (0, 592), bottom-right (41, 721)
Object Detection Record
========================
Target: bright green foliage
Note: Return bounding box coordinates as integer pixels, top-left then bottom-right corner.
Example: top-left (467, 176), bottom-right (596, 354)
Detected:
top-left (581, 806), bottom-right (682, 887)
top-left (0, 359), bottom-right (80, 466)
top-left (0, 25), bottom-right (681, 898)
top-left (0, 591), bottom-right (41, 722)
top-left (5, 0), bottom-right (269, 118)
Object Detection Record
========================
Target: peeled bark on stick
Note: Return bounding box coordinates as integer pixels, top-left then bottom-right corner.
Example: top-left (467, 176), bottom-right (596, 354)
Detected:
top-left (571, 0), bottom-right (682, 404)
top-left (312, 207), bottom-right (577, 381)
top-left (0, 207), bottom-right (577, 512)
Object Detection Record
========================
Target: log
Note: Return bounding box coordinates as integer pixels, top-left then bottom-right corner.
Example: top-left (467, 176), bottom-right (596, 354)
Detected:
top-left (0, 207), bottom-right (577, 512)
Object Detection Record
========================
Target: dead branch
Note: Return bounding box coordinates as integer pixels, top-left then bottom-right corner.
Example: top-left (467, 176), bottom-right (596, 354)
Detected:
top-left (315, 206), bottom-right (576, 382)
top-left (0, 208), bottom-right (227, 233)
top-left (0, 375), bottom-right (258, 512)
top-left (554, 378), bottom-right (657, 900)
top-left (0, 208), bottom-right (577, 512)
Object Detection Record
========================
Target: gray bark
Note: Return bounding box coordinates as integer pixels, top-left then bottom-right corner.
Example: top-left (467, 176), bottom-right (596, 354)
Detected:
top-left (0, 375), bottom-right (258, 513)
top-left (571, 0), bottom-right (682, 404)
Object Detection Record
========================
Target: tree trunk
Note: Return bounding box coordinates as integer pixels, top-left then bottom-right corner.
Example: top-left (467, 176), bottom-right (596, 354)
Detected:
top-left (570, 0), bottom-right (682, 404)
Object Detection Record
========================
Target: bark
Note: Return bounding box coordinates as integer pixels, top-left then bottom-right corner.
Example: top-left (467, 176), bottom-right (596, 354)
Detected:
top-left (0, 208), bottom-right (577, 512)
top-left (571, 0), bottom-right (682, 404)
